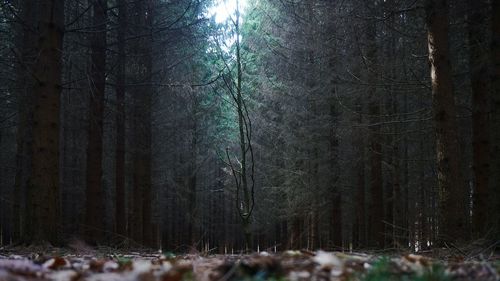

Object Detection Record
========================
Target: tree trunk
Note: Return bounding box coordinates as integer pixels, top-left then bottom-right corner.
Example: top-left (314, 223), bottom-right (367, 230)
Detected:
top-left (425, 0), bottom-right (468, 242)
top-left (85, 0), bottom-right (107, 244)
top-left (115, 0), bottom-right (127, 239)
top-left (490, 0), bottom-right (500, 239)
top-left (188, 118), bottom-right (198, 248)
top-left (234, 0), bottom-right (253, 251)
top-left (366, 17), bottom-right (384, 248)
top-left (25, 0), bottom-right (65, 245)
top-left (355, 137), bottom-right (366, 248)
top-left (330, 93), bottom-right (342, 249)
top-left (131, 0), bottom-right (153, 246)
top-left (467, 0), bottom-right (491, 238)
top-left (290, 216), bottom-right (301, 249)
top-left (141, 0), bottom-right (154, 248)
top-left (12, 0), bottom-right (37, 243)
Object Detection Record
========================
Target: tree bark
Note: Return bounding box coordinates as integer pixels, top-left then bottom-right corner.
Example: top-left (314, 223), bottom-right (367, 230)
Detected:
top-left (490, 0), bottom-right (500, 239)
top-left (85, 0), bottom-right (107, 244)
top-left (467, 0), bottom-right (491, 238)
top-left (354, 126), bottom-right (366, 248)
top-left (425, 0), bottom-right (468, 242)
top-left (131, 0), bottom-right (153, 246)
top-left (141, 0), bottom-right (154, 248)
top-left (12, 0), bottom-right (37, 243)
top-left (233, 0), bottom-right (253, 251)
top-left (115, 0), bottom-right (127, 239)
top-left (25, 0), bottom-right (65, 245)
top-left (188, 118), bottom-right (198, 248)
top-left (366, 16), bottom-right (384, 248)
top-left (330, 104), bottom-right (342, 249)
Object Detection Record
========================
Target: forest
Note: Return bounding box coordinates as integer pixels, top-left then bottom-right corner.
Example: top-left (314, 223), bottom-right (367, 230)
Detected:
top-left (0, 0), bottom-right (499, 280)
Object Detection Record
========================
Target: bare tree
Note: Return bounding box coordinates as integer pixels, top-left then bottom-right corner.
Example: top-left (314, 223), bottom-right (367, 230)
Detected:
top-left (222, 0), bottom-right (256, 251)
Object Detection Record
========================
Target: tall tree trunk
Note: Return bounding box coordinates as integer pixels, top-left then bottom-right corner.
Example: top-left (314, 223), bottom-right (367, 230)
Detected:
top-left (141, 0), bottom-right (154, 248)
top-left (188, 118), bottom-right (198, 248)
top-left (366, 16), bottom-right (384, 248)
top-left (0, 130), bottom-right (8, 245)
top-left (468, 0), bottom-right (491, 238)
top-left (25, 0), bottom-right (65, 245)
top-left (330, 103), bottom-right (342, 249)
top-left (115, 0), bottom-right (127, 239)
top-left (131, 0), bottom-right (153, 246)
top-left (490, 0), bottom-right (500, 239)
top-left (290, 216), bottom-right (301, 249)
top-left (130, 0), bottom-right (145, 245)
top-left (234, 0), bottom-right (253, 251)
top-left (131, 118), bottom-right (144, 244)
top-left (12, 0), bottom-right (37, 243)
top-left (85, 0), bottom-right (108, 244)
top-left (425, 0), bottom-right (468, 242)
top-left (354, 130), bottom-right (366, 248)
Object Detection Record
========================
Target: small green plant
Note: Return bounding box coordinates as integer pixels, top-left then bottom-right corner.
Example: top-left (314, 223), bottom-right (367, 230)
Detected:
top-left (414, 264), bottom-right (450, 281)
top-left (113, 255), bottom-right (133, 270)
top-left (362, 257), bottom-right (401, 281)
top-left (361, 257), bottom-right (450, 281)
top-left (163, 251), bottom-right (176, 259)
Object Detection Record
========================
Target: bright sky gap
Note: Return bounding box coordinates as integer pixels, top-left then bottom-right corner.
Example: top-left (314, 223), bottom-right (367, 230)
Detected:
top-left (207, 0), bottom-right (248, 24)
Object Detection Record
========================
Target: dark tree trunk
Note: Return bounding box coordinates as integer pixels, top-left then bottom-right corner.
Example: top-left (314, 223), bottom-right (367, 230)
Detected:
top-left (188, 119), bottom-right (198, 248)
top-left (289, 216), bottom-right (300, 249)
top-left (330, 104), bottom-right (342, 248)
top-left (12, 0), bottom-right (37, 243)
top-left (490, 0), bottom-right (500, 239)
top-left (366, 17), bottom-right (384, 248)
top-left (131, 0), bottom-right (153, 246)
top-left (354, 140), bottom-right (366, 248)
top-left (115, 0), bottom-right (127, 239)
top-left (468, 0), bottom-right (491, 238)
top-left (25, 0), bottom-right (65, 245)
top-left (425, 0), bottom-right (468, 242)
top-left (141, 0), bottom-right (154, 248)
top-left (85, 0), bottom-right (107, 244)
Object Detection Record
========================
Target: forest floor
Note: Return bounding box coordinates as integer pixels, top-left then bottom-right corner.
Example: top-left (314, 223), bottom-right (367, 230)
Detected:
top-left (0, 246), bottom-right (499, 281)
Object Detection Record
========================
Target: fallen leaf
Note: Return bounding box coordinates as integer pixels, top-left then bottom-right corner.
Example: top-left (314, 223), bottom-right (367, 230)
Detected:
top-left (42, 257), bottom-right (70, 270)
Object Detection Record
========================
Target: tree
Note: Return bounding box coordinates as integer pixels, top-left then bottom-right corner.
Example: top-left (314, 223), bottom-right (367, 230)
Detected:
top-left (221, 0), bottom-right (256, 251)
top-left (115, 0), bottom-right (127, 239)
top-left (12, 0), bottom-right (37, 243)
top-left (490, 0), bottom-right (500, 239)
top-left (85, 0), bottom-right (108, 244)
top-left (25, 0), bottom-right (65, 244)
top-left (425, 0), bottom-right (468, 242)
top-left (467, 0), bottom-right (491, 238)
top-left (365, 5), bottom-right (384, 248)
top-left (130, 0), bottom-right (154, 246)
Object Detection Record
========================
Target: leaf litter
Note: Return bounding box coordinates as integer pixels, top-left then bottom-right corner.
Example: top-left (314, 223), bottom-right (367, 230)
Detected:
top-left (0, 247), bottom-right (498, 281)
